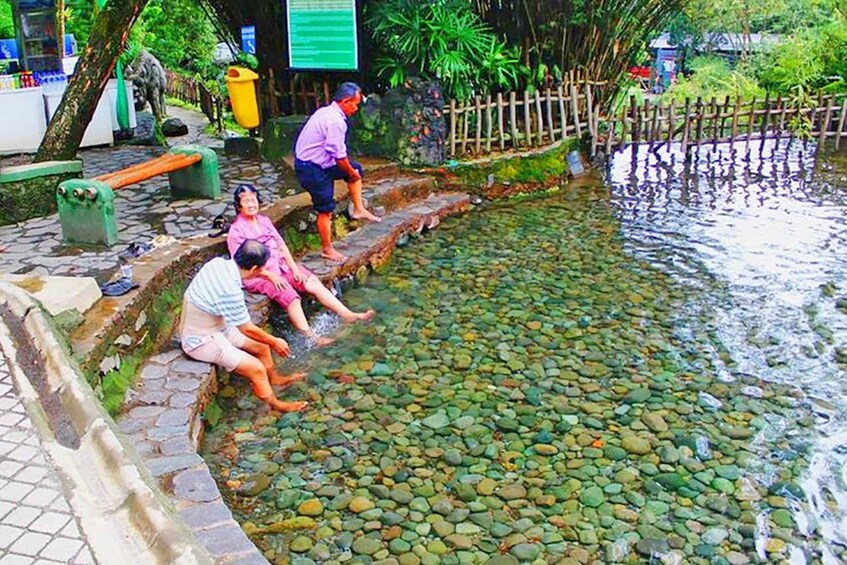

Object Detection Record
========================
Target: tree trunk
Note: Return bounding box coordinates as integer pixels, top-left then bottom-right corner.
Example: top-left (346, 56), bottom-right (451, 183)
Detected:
top-left (34, 0), bottom-right (149, 162)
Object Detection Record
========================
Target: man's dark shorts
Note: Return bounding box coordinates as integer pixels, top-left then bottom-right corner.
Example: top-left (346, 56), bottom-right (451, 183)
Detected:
top-left (294, 158), bottom-right (364, 214)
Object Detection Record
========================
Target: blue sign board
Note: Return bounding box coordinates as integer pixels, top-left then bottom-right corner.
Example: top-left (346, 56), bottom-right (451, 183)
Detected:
top-left (64, 34), bottom-right (75, 57)
top-left (0, 39), bottom-right (18, 60)
top-left (241, 26), bottom-right (256, 55)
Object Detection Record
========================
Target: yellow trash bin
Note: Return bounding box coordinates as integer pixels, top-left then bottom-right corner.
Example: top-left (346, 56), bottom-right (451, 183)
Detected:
top-left (225, 66), bottom-right (260, 129)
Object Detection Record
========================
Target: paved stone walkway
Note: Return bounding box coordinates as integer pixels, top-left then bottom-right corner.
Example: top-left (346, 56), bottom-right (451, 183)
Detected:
top-left (0, 362), bottom-right (94, 565)
top-left (0, 105), bottom-right (294, 280)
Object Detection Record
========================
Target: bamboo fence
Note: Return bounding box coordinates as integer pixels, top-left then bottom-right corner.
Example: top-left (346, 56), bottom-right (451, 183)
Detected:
top-left (164, 70), bottom-right (223, 131)
top-left (598, 92), bottom-right (847, 156)
top-left (447, 80), bottom-right (606, 157)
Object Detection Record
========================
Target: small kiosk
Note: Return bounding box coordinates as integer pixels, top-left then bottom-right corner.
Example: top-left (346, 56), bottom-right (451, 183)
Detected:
top-left (0, 0), bottom-right (133, 154)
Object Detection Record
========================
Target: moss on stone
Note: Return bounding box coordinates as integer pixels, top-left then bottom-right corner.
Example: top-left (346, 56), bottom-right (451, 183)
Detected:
top-left (449, 140), bottom-right (579, 196)
top-left (96, 280), bottom-right (187, 415)
top-left (0, 171), bottom-right (82, 226)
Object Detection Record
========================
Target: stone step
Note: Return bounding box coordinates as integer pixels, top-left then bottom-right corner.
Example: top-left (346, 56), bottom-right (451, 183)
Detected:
top-left (350, 174), bottom-right (436, 217)
top-left (302, 191), bottom-right (470, 280)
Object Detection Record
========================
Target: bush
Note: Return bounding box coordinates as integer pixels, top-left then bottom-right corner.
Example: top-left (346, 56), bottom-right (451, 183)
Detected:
top-left (662, 55), bottom-right (765, 102)
top-left (366, 0), bottom-right (527, 100)
top-left (755, 33), bottom-right (825, 94)
top-left (0, 0), bottom-right (13, 39)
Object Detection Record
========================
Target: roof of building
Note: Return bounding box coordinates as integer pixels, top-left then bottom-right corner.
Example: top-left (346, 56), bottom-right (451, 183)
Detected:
top-left (649, 32), bottom-right (779, 53)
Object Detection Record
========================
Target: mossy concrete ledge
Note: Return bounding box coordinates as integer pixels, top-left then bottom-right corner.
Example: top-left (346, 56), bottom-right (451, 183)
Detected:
top-left (0, 160), bottom-right (83, 226)
top-left (0, 282), bottom-right (213, 565)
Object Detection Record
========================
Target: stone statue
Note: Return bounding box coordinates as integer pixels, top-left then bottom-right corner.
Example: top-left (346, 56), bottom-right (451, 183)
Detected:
top-left (125, 50), bottom-right (167, 121)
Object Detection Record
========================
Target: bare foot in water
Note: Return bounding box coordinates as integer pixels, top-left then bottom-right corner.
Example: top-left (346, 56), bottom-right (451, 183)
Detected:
top-left (342, 309), bottom-right (376, 323)
top-left (351, 209), bottom-right (383, 223)
top-left (311, 334), bottom-right (336, 347)
top-left (271, 372), bottom-right (307, 389)
top-left (321, 248), bottom-right (347, 263)
top-left (270, 400), bottom-right (308, 413)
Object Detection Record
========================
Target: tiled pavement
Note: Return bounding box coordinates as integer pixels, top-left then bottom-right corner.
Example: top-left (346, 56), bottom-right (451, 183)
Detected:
top-left (0, 105), bottom-right (294, 281)
top-left (0, 363), bottom-right (94, 565)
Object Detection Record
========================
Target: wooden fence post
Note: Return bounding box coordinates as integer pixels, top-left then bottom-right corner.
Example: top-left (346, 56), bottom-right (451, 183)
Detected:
top-left (475, 96), bottom-right (483, 154)
top-left (681, 98), bottom-right (692, 153)
top-left (557, 86), bottom-right (567, 139)
top-left (546, 88), bottom-right (555, 142)
top-left (461, 100), bottom-right (470, 155)
top-left (523, 91), bottom-right (532, 146)
top-left (836, 97), bottom-right (847, 149)
top-left (485, 94), bottom-right (493, 153)
top-left (496, 92), bottom-right (505, 150)
top-left (449, 99), bottom-right (457, 157)
top-left (630, 95), bottom-right (639, 143)
top-left (534, 90), bottom-right (544, 145)
top-left (571, 83), bottom-right (582, 138)
top-left (819, 94), bottom-right (834, 146)
top-left (509, 92), bottom-right (518, 148)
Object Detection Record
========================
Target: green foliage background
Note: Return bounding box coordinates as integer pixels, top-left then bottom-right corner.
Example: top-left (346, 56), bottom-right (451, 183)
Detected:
top-left (0, 0), bottom-right (14, 39)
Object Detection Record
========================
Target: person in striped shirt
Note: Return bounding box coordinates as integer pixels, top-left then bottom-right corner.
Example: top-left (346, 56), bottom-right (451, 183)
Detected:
top-left (180, 239), bottom-right (307, 412)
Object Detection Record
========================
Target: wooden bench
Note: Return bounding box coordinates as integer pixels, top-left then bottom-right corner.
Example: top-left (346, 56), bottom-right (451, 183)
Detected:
top-left (56, 145), bottom-right (220, 246)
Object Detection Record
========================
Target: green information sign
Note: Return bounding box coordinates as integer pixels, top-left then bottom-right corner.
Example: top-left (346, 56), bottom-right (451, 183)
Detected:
top-left (287, 0), bottom-right (359, 71)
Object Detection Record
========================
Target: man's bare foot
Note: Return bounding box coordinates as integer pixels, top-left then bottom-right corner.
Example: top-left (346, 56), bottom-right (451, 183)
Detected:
top-left (351, 209), bottom-right (383, 223)
top-left (270, 400), bottom-right (309, 413)
top-left (321, 248), bottom-right (347, 263)
top-left (311, 334), bottom-right (336, 346)
top-left (342, 309), bottom-right (376, 323)
top-left (270, 372), bottom-right (307, 389)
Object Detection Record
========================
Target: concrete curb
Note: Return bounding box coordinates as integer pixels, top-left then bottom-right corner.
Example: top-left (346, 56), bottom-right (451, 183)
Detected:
top-left (0, 281), bottom-right (214, 565)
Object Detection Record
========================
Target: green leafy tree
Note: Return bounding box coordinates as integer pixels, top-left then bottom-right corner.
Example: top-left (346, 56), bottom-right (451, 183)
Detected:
top-left (64, 0), bottom-right (97, 47)
top-left (0, 0), bottom-right (14, 39)
top-left (130, 0), bottom-right (218, 75)
top-left (367, 0), bottom-right (526, 100)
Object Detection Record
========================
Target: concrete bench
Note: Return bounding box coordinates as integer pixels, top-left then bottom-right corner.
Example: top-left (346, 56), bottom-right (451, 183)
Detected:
top-left (56, 145), bottom-right (220, 246)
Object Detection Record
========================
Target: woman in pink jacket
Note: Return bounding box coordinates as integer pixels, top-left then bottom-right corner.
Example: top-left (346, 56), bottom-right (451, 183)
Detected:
top-left (227, 184), bottom-right (374, 345)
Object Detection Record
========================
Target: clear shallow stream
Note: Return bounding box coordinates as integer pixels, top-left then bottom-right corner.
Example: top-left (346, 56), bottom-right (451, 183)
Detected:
top-left (203, 138), bottom-right (847, 565)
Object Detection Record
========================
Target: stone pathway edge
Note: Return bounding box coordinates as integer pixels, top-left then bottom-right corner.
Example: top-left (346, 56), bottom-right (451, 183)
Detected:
top-left (0, 281), bottom-right (214, 565)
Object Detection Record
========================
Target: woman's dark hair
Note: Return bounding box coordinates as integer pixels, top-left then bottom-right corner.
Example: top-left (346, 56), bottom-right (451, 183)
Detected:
top-left (233, 239), bottom-right (270, 270)
top-left (233, 184), bottom-right (263, 213)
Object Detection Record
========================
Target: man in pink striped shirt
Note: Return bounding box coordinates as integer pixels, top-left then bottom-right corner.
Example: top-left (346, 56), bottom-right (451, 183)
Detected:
top-left (294, 82), bottom-right (382, 262)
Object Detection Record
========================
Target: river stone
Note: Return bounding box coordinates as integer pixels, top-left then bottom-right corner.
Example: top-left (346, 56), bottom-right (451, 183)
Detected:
top-left (455, 484), bottom-right (477, 502)
top-left (622, 436), bottom-right (652, 455)
top-left (445, 534), bottom-right (473, 549)
top-left (715, 465), bottom-right (741, 480)
top-left (496, 483), bottom-right (527, 500)
top-left (352, 536), bottom-right (382, 555)
top-left (298, 499), bottom-right (324, 516)
top-left (642, 413), bottom-right (668, 432)
top-left (604, 446), bottom-right (627, 461)
top-left (290, 536), bottom-right (313, 553)
top-left (444, 449), bottom-right (463, 465)
top-left (486, 556), bottom-right (519, 565)
top-left (349, 497), bottom-right (376, 513)
top-left (771, 508), bottom-right (794, 528)
top-left (701, 527), bottom-right (728, 545)
top-left (237, 473), bottom-right (270, 496)
top-left (636, 537), bottom-right (669, 556)
top-left (579, 486), bottom-right (605, 508)
top-left (510, 543), bottom-right (541, 561)
top-left (624, 388), bottom-right (652, 403)
top-left (477, 478), bottom-right (498, 496)
top-left (422, 412), bottom-right (450, 429)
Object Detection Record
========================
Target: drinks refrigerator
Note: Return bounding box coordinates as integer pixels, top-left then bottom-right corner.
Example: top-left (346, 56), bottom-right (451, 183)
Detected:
top-left (11, 0), bottom-right (62, 74)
